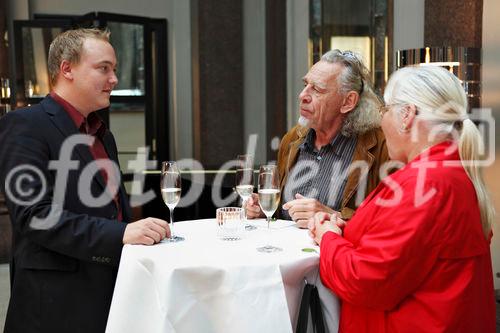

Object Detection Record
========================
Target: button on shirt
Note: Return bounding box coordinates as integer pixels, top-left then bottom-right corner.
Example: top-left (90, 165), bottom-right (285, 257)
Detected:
top-left (50, 92), bottom-right (123, 221)
top-left (281, 129), bottom-right (357, 220)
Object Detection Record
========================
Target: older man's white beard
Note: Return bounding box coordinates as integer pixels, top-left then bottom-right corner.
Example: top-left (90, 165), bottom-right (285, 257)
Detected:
top-left (298, 116), bottom-right (310, 127)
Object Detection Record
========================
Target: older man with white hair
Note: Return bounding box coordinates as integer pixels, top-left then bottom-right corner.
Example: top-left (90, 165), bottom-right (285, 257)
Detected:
top-left (247, 49), bottom-right (388, 226)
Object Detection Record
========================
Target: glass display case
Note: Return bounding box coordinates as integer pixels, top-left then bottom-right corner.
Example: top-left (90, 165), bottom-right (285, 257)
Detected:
top-left (10, 12), bottom-right (169, 171)
top-left (397, 47), bottom-right (481, 111)
top-left (8, 13), bottom-right (170, 219)
top-left (309, 0), bottom-right (392, 93)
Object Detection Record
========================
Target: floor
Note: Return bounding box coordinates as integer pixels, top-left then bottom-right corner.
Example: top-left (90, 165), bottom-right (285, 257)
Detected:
top-left (0, 263), bottom-right (499, 331)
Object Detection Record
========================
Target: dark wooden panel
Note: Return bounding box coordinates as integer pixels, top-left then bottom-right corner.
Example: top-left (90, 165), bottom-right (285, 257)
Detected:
top-left (265, 0), bottom-right (287, 159)
top-left (191, 0), bottom-right (244, 169)
top-left (0, 193), bottom-right (11, 263)
top-left (0, 0), bottom-right (8, 78)
top-left (425, 0), bottom-right (482, 47)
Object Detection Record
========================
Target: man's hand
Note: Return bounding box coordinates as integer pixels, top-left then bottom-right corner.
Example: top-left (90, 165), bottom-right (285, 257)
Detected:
top-left (123, 217), bottom-right (171, 245)
top-left (308, 211), bottom-right (345, 245)
top-left (245, 193), bottom-right (265, 219)
top-left (282, 193), bottom-right (334, 228)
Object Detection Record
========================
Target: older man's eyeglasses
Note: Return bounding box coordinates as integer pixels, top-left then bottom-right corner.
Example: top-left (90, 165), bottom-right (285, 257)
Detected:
top-left (339, 50), bottom-right (358, 59)
top-left (379, 104), bottom-right (418, 117)
top-left (335, 50), bottom-right (364, 94)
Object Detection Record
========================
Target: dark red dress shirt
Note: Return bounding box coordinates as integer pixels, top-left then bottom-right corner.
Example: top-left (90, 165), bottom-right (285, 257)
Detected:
top-left (50, 92), bottom-right (123, 221)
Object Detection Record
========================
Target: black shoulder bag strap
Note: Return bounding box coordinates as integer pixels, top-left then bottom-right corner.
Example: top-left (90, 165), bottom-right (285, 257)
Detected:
top-left (296, 283), bottom-right (326, 333)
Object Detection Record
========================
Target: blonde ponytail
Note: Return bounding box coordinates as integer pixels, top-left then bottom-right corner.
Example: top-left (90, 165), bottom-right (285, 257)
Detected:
top-left (459, 118), bottom-right (495, 237)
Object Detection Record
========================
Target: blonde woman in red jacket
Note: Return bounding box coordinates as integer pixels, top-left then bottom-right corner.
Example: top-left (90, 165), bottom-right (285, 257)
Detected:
top-left (309, 66), bottom-right (496, 332)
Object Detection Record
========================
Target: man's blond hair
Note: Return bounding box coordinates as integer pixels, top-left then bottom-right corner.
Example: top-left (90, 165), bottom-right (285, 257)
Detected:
top-left (48, 28), bottom-right (110, 85)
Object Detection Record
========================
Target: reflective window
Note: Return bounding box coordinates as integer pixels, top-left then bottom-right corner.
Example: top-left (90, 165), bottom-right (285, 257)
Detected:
top-left (109, 102), bottom-right (146, 171)
top-left (107, 22), bottom-right (145, 96)
top-left (21, 27), bottom-right (63, 97)
top-left (309, 0), bottom-right (390, 92)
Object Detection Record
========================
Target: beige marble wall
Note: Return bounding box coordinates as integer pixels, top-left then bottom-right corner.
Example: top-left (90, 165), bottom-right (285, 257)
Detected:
top-left (482, 0), bottom-right (500, 289)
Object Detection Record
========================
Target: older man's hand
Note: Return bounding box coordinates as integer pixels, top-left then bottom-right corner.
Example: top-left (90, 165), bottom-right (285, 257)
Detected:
top-left (282, 193), bottom-right (334, 228)
top-left (245, 193), bottom-right (265, 219)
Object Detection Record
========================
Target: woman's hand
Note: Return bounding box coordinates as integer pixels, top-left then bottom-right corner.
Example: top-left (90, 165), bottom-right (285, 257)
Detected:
top-left (308, 211), bottom-right (346, 245)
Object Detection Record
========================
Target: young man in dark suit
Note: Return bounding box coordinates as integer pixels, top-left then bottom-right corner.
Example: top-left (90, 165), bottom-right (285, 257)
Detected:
top-left (0, 28), bottom-right (170, 332)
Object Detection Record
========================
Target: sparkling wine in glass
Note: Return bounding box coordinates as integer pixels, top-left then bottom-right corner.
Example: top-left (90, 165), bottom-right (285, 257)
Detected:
top-left (235, 154), bottom-right (254, 221)
top-left (257, 164), bottom-right (282, 253)
top-left (160, 161), bottom-right (184, 242)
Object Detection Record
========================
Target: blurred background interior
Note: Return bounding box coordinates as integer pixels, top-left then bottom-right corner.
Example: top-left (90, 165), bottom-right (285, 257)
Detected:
top-left (0, 0), bottom-right (499, 329)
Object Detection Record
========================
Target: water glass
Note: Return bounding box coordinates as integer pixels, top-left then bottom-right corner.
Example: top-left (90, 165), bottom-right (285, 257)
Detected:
top-left (216, 207), bottom-right (244, 241)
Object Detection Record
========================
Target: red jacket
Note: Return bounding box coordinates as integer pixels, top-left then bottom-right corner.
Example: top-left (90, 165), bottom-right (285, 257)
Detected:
top-left (320, 142), bottom-right (496, 332)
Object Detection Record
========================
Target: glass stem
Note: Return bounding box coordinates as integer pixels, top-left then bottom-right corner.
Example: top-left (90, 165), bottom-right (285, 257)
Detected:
top-left (169, 207), bottom-right (174, 237)
top-left (242, 198), bottom-right (248, 221)
top-left (266, 215), bottom-right (272, 249)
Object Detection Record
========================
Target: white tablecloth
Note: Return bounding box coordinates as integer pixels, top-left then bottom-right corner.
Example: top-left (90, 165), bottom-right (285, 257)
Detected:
top-left (106, 219), bottom-right (339, 333)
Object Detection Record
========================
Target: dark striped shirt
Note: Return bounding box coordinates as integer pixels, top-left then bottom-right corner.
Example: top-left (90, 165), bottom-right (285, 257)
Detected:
top-left (281, 129), bottom-right (357, 219)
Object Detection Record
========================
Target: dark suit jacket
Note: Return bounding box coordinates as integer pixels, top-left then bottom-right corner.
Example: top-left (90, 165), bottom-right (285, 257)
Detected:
top-left (0, 96), bottom-right (132, 333)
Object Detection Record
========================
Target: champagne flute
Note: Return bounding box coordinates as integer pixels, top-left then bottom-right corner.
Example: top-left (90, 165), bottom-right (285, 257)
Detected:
top-left (257, 165), bottom-right (282, 253)
top-left (160, 161), bottom-right (184, 242)
top-left (235, 154), bottom-right (254, 221)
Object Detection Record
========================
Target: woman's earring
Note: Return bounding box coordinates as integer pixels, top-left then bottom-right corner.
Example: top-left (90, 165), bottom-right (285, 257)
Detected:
top-left (398, 124), bottom-right (409, 134)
